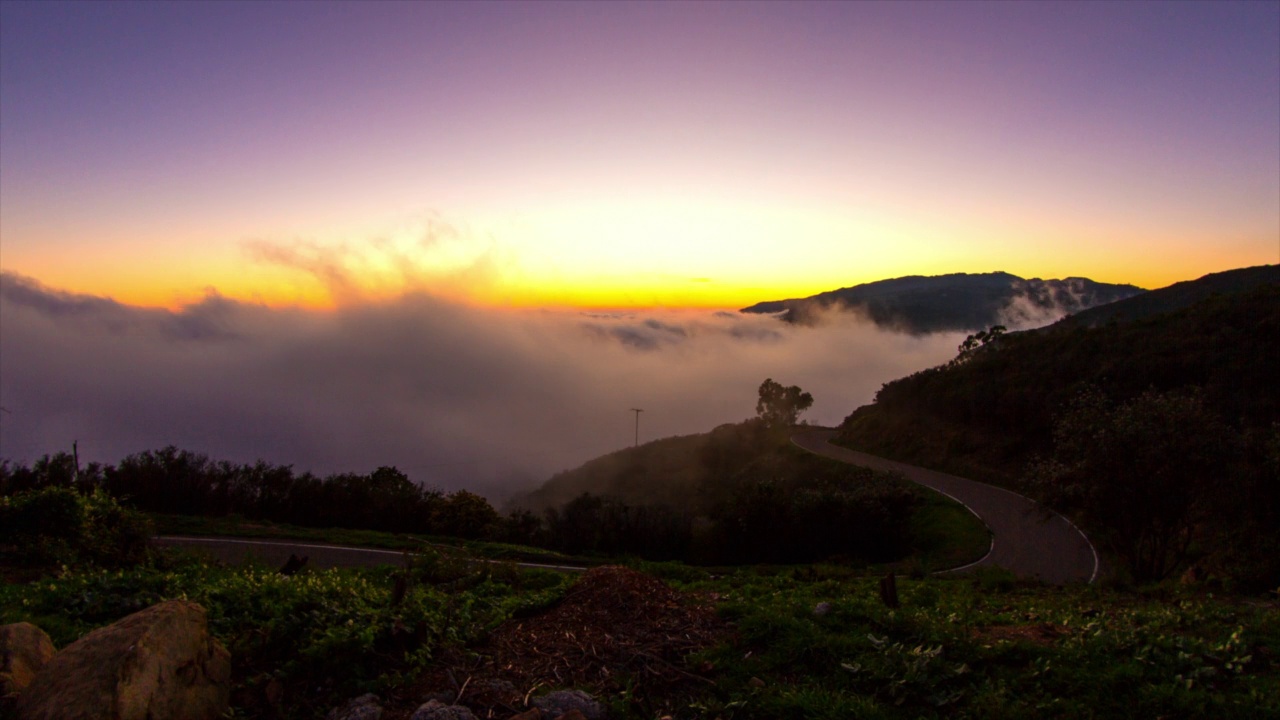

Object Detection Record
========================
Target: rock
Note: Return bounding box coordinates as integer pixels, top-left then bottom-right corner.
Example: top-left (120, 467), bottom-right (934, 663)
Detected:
top-left (411, 699), bottom-right (478, 720)
top-left (420, 689), bottom-right (456, 705)
top-left (812, 602), bottom-right (832, 617)
top-left (17, 600), bottom-right (231, 720)
top-left (262, 677), bottom-right (284, 709)
top-left (474, 678), bottom-right (518, 700)
top-left (1, 622), bottom-right (56, 697)
top-left (508, 710), bottom-right (541, 720)
top-left (531, 690), bottom-right (605, 720)
top-left (557, 712), bottom-right (588, 720)
top-left (279, 553), bottom-right (309, 576)
top-left (326, 693), bottom-right (383, 720)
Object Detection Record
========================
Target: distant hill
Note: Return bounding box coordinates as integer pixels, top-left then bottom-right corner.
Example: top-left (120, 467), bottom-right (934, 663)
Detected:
top-left (740, 272), bottom-right (1145, 333)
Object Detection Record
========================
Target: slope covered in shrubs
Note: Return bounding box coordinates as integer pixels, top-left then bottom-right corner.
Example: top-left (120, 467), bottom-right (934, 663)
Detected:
top-left (838, 271), bottom-right (1280, 586)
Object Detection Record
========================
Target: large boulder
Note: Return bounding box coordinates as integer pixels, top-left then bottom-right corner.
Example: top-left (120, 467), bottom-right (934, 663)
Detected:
top-left (17, 600), bottom-right (230, 720)
top-left (1, 622), bottom-right (56, 698)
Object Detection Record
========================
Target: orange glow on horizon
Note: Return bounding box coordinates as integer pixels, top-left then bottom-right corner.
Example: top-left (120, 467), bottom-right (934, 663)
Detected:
top-left (4, 228), bottom-right (1272, 313)
top-left (14, 258), bottom-right (1274, 314)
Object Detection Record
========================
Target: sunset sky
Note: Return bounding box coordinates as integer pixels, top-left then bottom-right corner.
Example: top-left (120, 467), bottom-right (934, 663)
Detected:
top-left (2, 1), bottom-right (1278, 310)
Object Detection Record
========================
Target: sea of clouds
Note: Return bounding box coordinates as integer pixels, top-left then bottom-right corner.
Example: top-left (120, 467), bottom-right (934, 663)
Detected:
top-left (0, 270), bottom-right (967, 501)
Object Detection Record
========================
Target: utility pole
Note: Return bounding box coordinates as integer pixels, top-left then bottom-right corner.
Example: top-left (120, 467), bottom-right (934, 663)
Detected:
top-left (630, 408), bottom-right (643, 447)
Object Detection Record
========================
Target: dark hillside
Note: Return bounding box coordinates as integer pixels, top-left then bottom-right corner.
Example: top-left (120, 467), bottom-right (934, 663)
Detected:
top-left (512, 432), bottom-right (711, 512)
top-left (741, 271), bottom-right (1143, 333)
top-left (1054, 264), bottom-right (1279, 329)
top-left (839, 279), bottom-right (1280, 482)
top-left (837, 272), bottom-right (1280, 584)
top-left (511, 421), bottom-right (973, 566)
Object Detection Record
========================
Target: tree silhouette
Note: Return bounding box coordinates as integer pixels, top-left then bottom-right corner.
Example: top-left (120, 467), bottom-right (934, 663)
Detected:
top-left (756, 378), bottom-right (814, 429)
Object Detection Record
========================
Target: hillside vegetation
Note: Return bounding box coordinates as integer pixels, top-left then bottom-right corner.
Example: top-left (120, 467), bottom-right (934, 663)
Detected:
top-left (838, 266), bottom-right (1280, 586)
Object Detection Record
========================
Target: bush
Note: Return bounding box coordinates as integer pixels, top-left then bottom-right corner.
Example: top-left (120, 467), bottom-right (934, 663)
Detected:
top-left (0, 487), bottom-right (153, 568)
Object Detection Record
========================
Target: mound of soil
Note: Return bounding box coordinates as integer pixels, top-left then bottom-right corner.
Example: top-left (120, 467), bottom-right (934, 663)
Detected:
top-left (973, 622), bottom-right (1066, 646)
top-left (399, 566), bottom-right (727, 718)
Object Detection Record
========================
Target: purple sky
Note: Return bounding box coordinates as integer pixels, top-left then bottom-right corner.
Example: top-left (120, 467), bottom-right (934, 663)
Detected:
top-left (2, 1), bottom-right (1276, 307)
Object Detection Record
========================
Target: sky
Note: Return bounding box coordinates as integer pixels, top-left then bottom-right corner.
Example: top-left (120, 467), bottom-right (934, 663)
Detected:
top-left (1, 2), bottom-right (1278, 498)
top-left (2, 1), bottom-right (1277, 309)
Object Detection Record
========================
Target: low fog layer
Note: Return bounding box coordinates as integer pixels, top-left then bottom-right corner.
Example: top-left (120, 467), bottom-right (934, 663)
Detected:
top-left (1, 272), bottom-right (965, 500)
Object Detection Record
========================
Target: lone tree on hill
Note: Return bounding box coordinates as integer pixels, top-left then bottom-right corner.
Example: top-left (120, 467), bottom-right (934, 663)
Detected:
top-left (756, 378), bottom-right (814, 429)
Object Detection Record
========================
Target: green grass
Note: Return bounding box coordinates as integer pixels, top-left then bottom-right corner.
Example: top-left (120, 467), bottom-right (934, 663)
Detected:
top-left (901, 495), bottom-right (992, 574)
top-left (3, 548), bottom-right (1276, 719)
top-left (1, 549), bottom-right (571, 719)
top-left (678, 571), bottom-right (1279, 720)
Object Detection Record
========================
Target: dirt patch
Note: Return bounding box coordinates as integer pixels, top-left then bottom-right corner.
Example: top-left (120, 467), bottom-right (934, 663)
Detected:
top-left (392, 566), bottom-right (728, 719)
top-left (973, 622), bottom-right (1066, 646)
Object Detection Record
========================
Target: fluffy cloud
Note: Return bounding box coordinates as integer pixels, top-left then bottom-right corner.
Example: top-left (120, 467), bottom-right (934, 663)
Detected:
top-left (0, 272), bottom-right (962, 502)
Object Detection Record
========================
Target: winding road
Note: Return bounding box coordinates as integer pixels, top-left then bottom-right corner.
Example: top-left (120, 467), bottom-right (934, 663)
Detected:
top-left (792, 428), bottom-right (1098, 585)
top-left (154, 536), bottom-right (589, 573)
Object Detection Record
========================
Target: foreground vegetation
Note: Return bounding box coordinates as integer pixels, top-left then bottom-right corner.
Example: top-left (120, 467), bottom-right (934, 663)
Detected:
top-left (2, 481), bottom-right (1275, 719)
top-left (3, 548), bottom-right (1276, 719)
top-left (2, 550), bottom-right (567, 719)
top-left (684, 566), bottom-right (1278, 720)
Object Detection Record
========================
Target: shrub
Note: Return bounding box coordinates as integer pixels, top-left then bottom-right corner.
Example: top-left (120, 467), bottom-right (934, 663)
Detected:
top-left (0, 486), bottom-right (152, 568)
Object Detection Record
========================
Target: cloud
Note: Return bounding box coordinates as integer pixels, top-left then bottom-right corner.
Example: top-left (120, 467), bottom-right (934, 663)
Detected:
top-left (0, 273), bottom-right (246, 342)
top-left (0, 272), bottom-right (963, 502)
top-left (242, 239), bottom-right (360, 303)
top-left (241, 213), bottom-right (509, 305)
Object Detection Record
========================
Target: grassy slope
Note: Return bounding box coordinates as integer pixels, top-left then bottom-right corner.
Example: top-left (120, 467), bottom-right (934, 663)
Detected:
top-left (905, 494), bottom-right (992, 574)
top-left (512, 431), bottom-right (712, 511)
top-left (756, 443), bottom-right (992, 573)
top-left (514, 423), bottom-right (991, 570)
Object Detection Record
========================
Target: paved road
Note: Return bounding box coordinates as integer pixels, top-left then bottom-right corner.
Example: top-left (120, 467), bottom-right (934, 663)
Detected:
top-left (155, 536), bottom-right (588, 573)
top-left (792, 429), bottom-right (1098, 585)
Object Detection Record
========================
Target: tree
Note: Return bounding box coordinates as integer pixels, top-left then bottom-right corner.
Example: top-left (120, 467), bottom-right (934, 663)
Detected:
top-left (1027, 386), bottom-right (1230, 582)
top-left (950, 324), bottom-right (1006, 367)
top-left (433, 490), bottom-right (500, 540)
top-left (756, 378), bottom-right (814, 429)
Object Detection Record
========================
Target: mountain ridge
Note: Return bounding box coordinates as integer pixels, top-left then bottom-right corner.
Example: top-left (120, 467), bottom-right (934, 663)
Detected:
top-left (741, 271), bottom-right (1145, 333)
